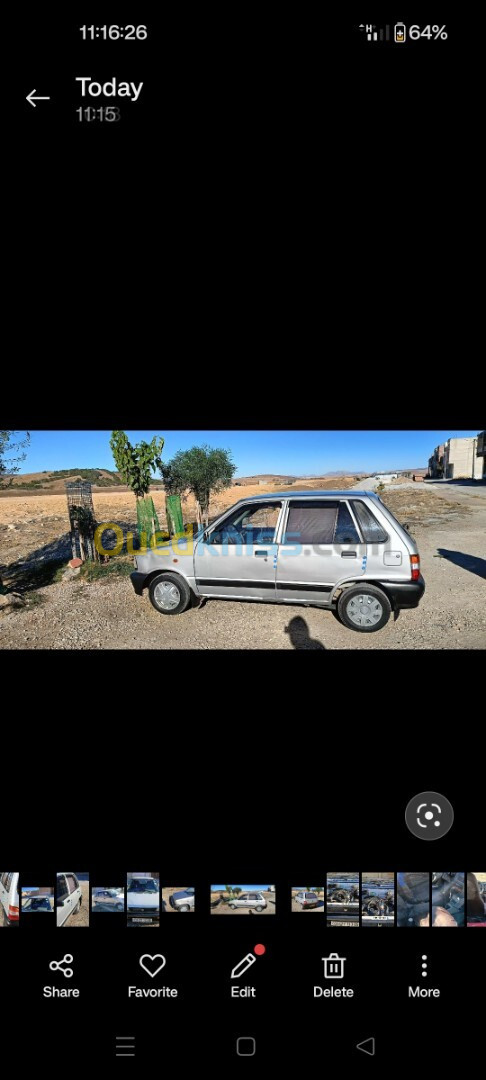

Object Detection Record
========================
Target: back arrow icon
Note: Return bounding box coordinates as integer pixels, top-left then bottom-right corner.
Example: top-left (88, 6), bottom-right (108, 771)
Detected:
top-left (356, 1037), bottom-right (375, 1056)
top-left (26, 90), bottom-right (51, 108)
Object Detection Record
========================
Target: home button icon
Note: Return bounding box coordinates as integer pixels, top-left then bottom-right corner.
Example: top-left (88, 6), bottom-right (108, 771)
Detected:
top-left (236, 1036), bottom-right (256, 1056)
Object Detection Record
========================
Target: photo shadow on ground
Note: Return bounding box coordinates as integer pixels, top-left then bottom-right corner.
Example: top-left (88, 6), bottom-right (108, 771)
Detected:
top-left (1, 534), bottom-right (72, 593)
top-left (437, 548), bottom-right (486, 580)
top-left (426, 479), bottom-right (486, 487)
top-left (284, 615), bottom-right (325, 649)
top-left (1, 519), bottom-right (140, 594)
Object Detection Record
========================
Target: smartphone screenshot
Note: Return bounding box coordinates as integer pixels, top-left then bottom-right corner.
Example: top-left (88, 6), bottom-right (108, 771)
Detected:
top-left (4, 10), bottom-right (481, 1068)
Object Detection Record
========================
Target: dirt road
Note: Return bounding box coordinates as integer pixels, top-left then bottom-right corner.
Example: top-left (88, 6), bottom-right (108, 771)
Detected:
top-left (1, 482), bottom-right (484, 649)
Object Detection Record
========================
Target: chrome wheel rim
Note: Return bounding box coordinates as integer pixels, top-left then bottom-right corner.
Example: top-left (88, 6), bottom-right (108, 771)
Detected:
top-left (154, 581), bottom-right (181, 610)
top-left (347, 594), bottom-right (383, 626)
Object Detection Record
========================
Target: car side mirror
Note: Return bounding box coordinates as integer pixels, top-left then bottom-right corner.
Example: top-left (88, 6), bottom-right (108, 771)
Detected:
top-left (403, 523), bottom-right (410, 532)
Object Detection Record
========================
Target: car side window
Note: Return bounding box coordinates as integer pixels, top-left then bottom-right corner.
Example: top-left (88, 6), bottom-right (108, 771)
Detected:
top-left (351, 501), bottom-right (388, 542)
top-left (57, 876), bottom-right (68, 900)
top-left (67, 875), bottom-right (77, 894)
top-left (333, 503), bottom-right (361, 544)
top-left (209, 503), bottom-right (281, 545)
top-left (284, 501), bottom-right (338, 544)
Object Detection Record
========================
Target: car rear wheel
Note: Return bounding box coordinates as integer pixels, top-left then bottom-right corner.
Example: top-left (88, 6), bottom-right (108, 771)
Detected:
top-left (149, 572), bottom-right (191, 615)
top-left (178, 904), bottom-right (190, 912)
top-left (255, 906), bottom-right (264, 912)
top-left (337, 584), bottom-right (391, 632)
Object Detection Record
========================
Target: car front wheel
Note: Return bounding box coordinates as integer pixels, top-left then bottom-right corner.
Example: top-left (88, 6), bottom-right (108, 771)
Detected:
top-left (149, 572), bottom-right (191, 615)
top-left (337, 584), bottom-right (391, 632)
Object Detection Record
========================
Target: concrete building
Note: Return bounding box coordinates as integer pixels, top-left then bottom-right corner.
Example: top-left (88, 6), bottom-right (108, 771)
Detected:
top-left (442, 436), bottom-right (483, 480)
top-left (428, 444), bottom-right (445, 479)
top-left (476, 431), bottom-right (486, 479)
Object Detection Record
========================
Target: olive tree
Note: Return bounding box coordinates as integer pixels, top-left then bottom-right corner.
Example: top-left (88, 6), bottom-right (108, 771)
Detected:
top-left (160, 444), bottom-right (235, 527)
top-left (0, 431), bottom-right (30, 592)
top-left (110, 430), bottom-right (164, 544)
top-left (0, 431), bottom-right (30, 488)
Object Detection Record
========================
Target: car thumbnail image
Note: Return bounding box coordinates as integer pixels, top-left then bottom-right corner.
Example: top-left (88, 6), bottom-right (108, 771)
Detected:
top-left (210, 885), bottom-right (276, 913)
top-left (0, 872), bottom-right (20, 926)
top-left (56, 872), bottom-right (89, 927)
top-left (92, 887), bottom-right (125, 912)
top-left (162, 886), bottom-right (195, 912)
top-left (397, 872), bottom-right (430, 927)
top-left (361, 873), bottom-right (395, 926)
top-left (467, 872), bottom-right (486, 926)
top-left (431, 872), bottom-right (464, 926)
top-left (127, 872), bottom-right (160, 926)
top-left (21, 887), bottom-right (54, 913)
top-left (326, 872), bottom-right (359, 926)
top-left (291, 887), bottom-right (324, 912)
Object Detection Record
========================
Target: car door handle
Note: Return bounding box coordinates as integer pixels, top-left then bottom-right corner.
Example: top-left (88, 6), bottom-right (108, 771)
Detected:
top-left (341, 551), bottom-right (357, 557)
top-left (254, 550), bottom-right (269, 557)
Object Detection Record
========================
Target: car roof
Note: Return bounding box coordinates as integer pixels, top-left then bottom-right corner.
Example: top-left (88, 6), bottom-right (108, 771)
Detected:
top-left (234, 490), bottom-right (378, 502)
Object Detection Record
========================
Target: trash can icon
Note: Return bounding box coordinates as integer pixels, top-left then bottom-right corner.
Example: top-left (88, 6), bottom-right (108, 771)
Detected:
top-left (322, 953), bottom-right (346, 979)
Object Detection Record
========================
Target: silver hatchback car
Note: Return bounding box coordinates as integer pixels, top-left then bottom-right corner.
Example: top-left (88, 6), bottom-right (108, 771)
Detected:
top-left (131, 491), bottom-right (425, 633)
top-left (229, 892), bottom-right (267, 911)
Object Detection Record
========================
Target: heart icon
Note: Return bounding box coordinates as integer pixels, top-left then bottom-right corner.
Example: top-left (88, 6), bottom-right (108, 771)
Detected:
top-left (139, 953), bottom-right (166, 978)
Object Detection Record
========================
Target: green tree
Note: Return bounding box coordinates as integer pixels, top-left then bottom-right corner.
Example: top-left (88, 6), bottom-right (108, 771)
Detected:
top-left (161, 444), bottom-right (235, 527)
top-left (110, 430), bottom-right (164, 545)
top-left (0, 431), bottom-right (30, 592)
top-left (0, 431), bottom-right (30, 488)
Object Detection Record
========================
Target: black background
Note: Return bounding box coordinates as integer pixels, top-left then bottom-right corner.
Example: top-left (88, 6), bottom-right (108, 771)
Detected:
top-left (4, 7), bottom-right (483, 1067)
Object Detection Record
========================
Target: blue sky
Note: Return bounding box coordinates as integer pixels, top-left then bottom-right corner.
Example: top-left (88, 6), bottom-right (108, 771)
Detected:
top-left (17, 430), bottom-right (479, 477)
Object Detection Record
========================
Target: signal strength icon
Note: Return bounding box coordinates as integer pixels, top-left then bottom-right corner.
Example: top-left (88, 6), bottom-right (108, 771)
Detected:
top-left (358, 24), bottom-right (391, 42)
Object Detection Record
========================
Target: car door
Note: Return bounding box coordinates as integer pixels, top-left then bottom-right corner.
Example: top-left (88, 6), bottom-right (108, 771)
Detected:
top-left (194, 501), bottom-right (282, 599)
top-left (56, 874), bottom-right (70, 926)
top-left (276, 499), bottom-right (366, 604)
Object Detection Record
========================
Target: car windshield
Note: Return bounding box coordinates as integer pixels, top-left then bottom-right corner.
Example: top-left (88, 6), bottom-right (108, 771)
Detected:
top-left (128, 879), bottom-right (158, 893)
top-left (28, 898), bottom-right (51, 909)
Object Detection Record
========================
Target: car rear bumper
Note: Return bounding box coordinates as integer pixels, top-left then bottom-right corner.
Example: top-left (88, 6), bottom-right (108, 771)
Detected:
top-left (379, 575), bottom-right (425, 609)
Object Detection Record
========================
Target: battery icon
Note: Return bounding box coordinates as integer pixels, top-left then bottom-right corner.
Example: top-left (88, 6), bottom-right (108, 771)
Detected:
top-left (394, 23), bottom-right (406, 43)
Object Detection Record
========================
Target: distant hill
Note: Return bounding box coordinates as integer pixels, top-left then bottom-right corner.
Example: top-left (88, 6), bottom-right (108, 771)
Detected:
top-left (235, 474), bottom-right (298, 484)
top-left (2, 468), bottom-right (164, 495)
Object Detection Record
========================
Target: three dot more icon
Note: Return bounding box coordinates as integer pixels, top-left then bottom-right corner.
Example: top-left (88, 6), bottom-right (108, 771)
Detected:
top-left (422, 956), bottom-right (428, 978)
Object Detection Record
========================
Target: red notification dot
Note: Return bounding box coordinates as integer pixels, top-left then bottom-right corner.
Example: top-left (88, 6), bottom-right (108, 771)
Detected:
top-left (254, 944), bottom-right (266, 956)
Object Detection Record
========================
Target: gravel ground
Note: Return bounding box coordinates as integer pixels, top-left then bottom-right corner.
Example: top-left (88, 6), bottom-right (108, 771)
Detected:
top-left (1, 483), bottom-right (484, 649)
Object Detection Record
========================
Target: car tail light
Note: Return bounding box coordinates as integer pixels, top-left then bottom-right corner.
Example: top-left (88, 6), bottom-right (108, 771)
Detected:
top-left (8, 904), bottom-right (19, 921)
top-left (410, 554), bottom-right (420, 580)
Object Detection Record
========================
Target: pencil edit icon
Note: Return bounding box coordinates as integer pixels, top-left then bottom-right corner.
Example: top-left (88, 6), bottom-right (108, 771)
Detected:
top-left (231, 944), bottom-right (266, 978)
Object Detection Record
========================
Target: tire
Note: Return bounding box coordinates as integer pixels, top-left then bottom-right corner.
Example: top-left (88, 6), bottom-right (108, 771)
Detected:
top-left (178, 904), bottom-right (190, 912)
top-left (255, 905), bottom-right (264, 912)
top-left (337, 584), bottom-right (391, 633)
top-left (230, 903), bottom-right (237, 910)
top-left (149, 572), bottom-right (191, 615)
